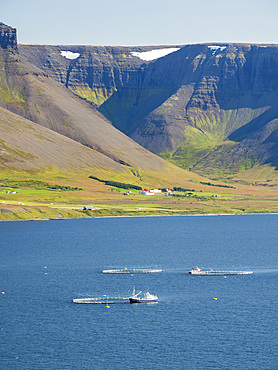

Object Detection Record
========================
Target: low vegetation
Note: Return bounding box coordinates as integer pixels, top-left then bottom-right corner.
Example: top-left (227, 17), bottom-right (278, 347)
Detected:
top-left (190, 181), bottom-right (235, 189)
top-left (172, 187), bottom-right (195, 192)
top-left (1, 169), bottom-right (278, 221)
top-left (0, 179), bottom-right (83, 191)
top-left (88, 176), bottom-right (142, 190)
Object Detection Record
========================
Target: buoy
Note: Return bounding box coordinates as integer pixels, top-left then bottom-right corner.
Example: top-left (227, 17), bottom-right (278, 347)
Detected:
top-left (223, 276), bottom-right (226, 278)
top-left (213, 297), bottom-right (217, 300)
top-left (44, 266), bottom-right (47, 269)
top-left (103, 295), bottom-right (106, 297)
top-left (131, 274), bottom-right (134, 276)
top-left (106, 305), bottom-right (110, 308)
top-left (1, 292), bottom-right (5, 294)
top-left (44, 273), bottom-right (47, 275)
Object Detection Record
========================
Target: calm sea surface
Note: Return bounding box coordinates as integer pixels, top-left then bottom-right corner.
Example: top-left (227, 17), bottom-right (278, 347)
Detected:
top-left (0, 214), bottom-right (278, 369)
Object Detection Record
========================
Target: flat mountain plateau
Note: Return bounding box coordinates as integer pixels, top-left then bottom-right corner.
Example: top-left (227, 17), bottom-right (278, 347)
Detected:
top-left (0, 22), bottom-right (278, 220)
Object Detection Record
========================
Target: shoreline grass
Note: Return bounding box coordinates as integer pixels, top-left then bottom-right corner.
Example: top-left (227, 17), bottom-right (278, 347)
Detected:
top-left (1, 202), bottom-right (278, 221)
top-left (1, 169), bottom-right (278, 221)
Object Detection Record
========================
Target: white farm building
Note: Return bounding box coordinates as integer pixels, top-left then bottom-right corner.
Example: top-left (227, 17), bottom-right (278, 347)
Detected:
top-left (139, 190), bottom-right (154, 195)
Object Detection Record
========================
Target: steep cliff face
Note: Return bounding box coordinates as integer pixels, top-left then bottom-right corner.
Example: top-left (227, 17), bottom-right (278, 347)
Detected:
top-left (0, 23), bottom-right (28, 115)
top-left (99, 43), bottom-right (278, 173)
top-left (0, 22), bottom-right (17, 51)
top-left (18, 44), bottom-right (161, 105)
top-left (102, 44), bottom-right (278, 137)
top-left (19, 40), bottom-right (278, 175)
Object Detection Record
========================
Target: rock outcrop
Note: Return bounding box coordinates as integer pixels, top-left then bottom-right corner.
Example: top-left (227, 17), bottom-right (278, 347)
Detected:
top-left (0, 22), bottom-right (17, 51)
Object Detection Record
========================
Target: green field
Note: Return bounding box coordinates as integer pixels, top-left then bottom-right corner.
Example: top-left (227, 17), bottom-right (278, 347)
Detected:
top-left (1, 169), bottom-right (278, 221)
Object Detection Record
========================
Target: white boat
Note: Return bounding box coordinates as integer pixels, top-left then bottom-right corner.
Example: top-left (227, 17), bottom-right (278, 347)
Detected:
top-left (129, 287), bottom-right (158, 303)
top-left (189, 266), bottom-right (253, 275)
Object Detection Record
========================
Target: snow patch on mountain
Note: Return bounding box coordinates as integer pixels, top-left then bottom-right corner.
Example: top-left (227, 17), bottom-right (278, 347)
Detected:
top-left (131, 48), bottom-right (180, 61)
top-left (60, 51), bottom-right (80, 59)
top-left (208, 46), bottom-right (226, 55)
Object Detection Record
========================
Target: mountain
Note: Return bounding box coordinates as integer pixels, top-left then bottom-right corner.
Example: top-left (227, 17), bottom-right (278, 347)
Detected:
top-left (19, 42), bottom-right (278, 177)
top-left (0, 22), bottom-right (200, 187)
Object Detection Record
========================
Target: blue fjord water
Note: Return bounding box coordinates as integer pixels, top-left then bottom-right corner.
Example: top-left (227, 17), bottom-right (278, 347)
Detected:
top-left (0, 214), bottom-right (278, 369)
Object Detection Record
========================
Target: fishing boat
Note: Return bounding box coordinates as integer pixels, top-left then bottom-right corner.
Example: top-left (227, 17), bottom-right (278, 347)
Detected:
top-left (129, 287), bottom-right (158, 303)
top-left (189, 267), bottom-right (253, 275)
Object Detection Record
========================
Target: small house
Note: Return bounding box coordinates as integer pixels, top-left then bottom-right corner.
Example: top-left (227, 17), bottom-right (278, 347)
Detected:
top-left (149, 189), bottom-right (162, 193)
top-left (139, 190), bottom-right (154, 195)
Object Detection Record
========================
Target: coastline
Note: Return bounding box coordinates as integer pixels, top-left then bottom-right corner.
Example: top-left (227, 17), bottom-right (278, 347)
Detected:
top-left (1, 211), bottom-right (278, 222)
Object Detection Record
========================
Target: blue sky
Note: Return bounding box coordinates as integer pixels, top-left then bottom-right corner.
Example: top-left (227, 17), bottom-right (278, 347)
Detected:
top-left (2, 0), bottom-right (278, 45)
